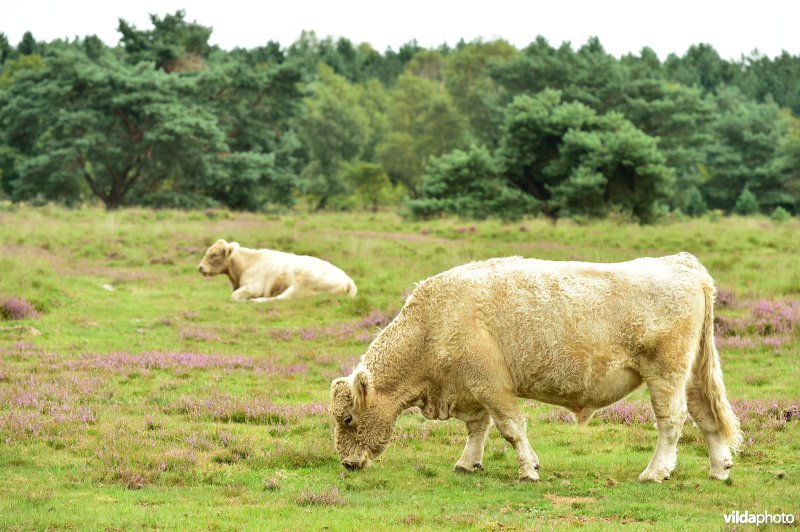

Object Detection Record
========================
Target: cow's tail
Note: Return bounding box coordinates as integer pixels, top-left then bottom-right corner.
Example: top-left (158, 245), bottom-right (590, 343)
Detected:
top-left (695, 282), bottom-right (742, 453)
top-left (346, 279), bottom-right (358, 298)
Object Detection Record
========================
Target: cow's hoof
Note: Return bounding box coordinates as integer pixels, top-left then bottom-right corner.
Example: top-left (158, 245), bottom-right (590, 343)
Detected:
top-left (454, 462), bottom-right (482, 474)
top-left (520, 470), bottom-right (540, 482)
top-left (638, 469), bottom-right (670, 483)
top-left (709, 461), bottom-right (733, 480)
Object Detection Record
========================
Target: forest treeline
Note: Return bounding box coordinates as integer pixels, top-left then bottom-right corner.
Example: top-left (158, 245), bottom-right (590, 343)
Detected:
top-left (1, 11), bottom-right (799, 222)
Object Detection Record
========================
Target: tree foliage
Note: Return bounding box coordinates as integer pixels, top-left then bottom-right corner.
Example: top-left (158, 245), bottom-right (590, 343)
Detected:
top-left (497, 90), bottom-right (672, 222)
top-left (378, 72), bottom-right (466, 195)
top-left (297, 64), bottom-right (369, 209)
top-left (408, 146), bottom-right (536, 220)
top-left (1, 15), bottom-right (799, 219)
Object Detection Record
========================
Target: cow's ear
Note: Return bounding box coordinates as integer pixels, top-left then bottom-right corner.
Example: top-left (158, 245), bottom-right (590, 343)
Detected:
top-left (225, 242), bottom-right (239, 258)
top-left (329, 377), bottom-right (353, 416)
top-left (330, 377), bottom-right (350, 400)
top-left (351, 369), bottom-right (371, 412)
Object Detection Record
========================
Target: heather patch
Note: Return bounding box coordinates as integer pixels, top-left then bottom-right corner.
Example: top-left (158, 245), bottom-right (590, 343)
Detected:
top-left (270, 308), bottom-right (398, 343)
top-left (539, 408), bottom-right (579, 424)
top-left (532, 399), bottom-right (800, 430)
top-left (0, 373), bottom-right (100, 443)
top-left (716, 335), bottom-right (757, 349)
top-left (586, 402), bottom-right (653, 425)
top-left (179, 326), bottom-right (220, 342)
top-left (321, 359), bottom-right (361, 380)
top-left (715, 299), bottom-right (800, 339)
top-left (0, 296), bottom-right (39, 321)
top-left (168, 394), bottom-right (325, 424)
top-left (716, 287), bottom-right (736, 308)
top-left (58, 351), bottom-right (307, 376)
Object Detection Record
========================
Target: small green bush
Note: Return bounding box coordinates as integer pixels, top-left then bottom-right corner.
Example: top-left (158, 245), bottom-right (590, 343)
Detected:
top-left (771, 206), bottom-right (791, 223)
top-left (685, 187), bottom-right (707, 217)
top-left (734, 186), bottom-right (759, 215)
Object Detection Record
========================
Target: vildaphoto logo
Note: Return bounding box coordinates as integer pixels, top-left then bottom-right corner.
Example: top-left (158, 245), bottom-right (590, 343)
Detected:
top-left (723, 510), bottom-right (795, 526)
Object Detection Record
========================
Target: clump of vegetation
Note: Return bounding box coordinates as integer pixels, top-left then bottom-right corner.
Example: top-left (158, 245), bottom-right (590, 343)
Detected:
top-left (297, 485), bottom-right (345, 507)
top-left (771, 206), bottom-right (791, 222)
top-left (0, 296), bottom-right (38, 320)
top-left (685, 186), bottom-right (708, 217)
top-left (734, 186), bottom-right (760, 215)
top-left (407, 146), bottom-right (538, 221)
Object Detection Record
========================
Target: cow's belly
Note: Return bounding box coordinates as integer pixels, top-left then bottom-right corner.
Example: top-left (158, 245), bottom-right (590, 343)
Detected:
top-left (509, 348), bottom-right (643, 413)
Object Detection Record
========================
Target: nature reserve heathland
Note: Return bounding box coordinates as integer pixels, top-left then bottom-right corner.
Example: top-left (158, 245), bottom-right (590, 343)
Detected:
top-left (0, 206), bottom-right (798, 528)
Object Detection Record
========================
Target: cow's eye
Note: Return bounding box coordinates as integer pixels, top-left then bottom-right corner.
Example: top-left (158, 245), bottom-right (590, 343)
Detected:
top-left (343, 415), bottom-right (353, 426)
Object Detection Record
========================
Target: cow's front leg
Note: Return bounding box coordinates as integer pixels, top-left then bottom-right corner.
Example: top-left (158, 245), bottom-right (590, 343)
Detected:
top-left (488, 403), bottom-right (540, 481)
top-left (269, 284), bottom-right (297, 301)
top-left (231, 285), bottom-right (262, 302)
top-left (454, 412), bottom-right (491, 473)
top-left (247, 284), bottom-right (298, 303)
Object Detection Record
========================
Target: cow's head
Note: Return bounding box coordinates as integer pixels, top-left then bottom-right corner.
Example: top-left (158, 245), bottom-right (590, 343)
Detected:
top-left (198, 239), bottom-right (239, 276)
top-left (330, 368), bottom-right (396, 471)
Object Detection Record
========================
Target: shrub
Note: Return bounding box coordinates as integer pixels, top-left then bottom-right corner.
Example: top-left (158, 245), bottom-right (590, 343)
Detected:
top-left (771, 206), bottom-right (791, 223)
top-left (734, 186), bottom-right (759, 215)
top-left (685, 186), bottom-right (708, 217)
top-left (407, 146), bottom-right (538, 221)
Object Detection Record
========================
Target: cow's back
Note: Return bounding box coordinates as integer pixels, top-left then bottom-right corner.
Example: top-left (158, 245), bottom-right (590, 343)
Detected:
top-left (410, 254), bottom-right (709, 404)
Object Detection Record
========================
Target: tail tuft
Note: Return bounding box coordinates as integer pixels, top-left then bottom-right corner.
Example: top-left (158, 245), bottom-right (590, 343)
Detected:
top-left (699, 284), bottom-right (743, 452)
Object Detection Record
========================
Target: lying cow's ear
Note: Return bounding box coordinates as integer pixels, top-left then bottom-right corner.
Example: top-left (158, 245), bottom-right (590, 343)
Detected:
top-left (351, 370), bottom-right (371, 412)
top-left (225, 242), bottom-right (239, 258)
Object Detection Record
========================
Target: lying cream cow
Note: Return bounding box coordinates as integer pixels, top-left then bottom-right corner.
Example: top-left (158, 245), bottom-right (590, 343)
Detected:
top-left (198, 239), bottom-right (357, 302)
top-left (330, 253), bottom-right (741, 482)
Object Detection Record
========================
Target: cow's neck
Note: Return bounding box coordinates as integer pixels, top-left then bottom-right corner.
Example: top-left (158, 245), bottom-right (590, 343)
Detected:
top-left (225, 247), bottom-right (261, 291)
top-left (225, 265), bottom-right (240, 290)
top-left (363, 311), bottom-right (428, 408)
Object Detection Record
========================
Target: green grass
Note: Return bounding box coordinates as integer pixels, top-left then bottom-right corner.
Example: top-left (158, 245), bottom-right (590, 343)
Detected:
top-left (0, 204), bottom-right (798, 529)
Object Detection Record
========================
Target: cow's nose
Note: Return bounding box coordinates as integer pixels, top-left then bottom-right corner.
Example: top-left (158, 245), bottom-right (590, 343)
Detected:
top-left (197, 265), bottom-right (204, 272)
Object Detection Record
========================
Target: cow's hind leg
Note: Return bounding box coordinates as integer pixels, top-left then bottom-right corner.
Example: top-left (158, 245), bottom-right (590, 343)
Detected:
top-left (640, 374), bottom-right (689, 482)
top-left (454, 411), bottom-right (491, 473)
top-left (686, 376), bottom-right (734, 480)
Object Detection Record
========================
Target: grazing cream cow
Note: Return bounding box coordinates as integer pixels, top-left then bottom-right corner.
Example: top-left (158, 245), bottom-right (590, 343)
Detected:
top-left (198, 239), bottom-right (357, 302)
top-left (330, 253), bottom-right (742, 482)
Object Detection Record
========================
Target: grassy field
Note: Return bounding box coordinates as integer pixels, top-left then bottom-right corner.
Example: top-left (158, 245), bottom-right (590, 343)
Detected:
top-left (0, 204), bottom-right (798, 529)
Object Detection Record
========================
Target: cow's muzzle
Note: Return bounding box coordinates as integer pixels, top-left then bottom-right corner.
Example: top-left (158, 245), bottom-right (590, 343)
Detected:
top-left (341, 453), bottom-right (369, 471)
top-left (341, 459), bottom-right (361, 471)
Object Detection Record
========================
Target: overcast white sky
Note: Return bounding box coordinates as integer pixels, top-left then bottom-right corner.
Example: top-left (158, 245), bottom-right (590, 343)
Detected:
top-left (3, 0), bottom-right (797, 60)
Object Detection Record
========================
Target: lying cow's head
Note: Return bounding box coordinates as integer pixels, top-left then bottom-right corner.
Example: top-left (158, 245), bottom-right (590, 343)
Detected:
top-left (198, 239), bottom-right (239, 276)
top-left (330, 368), bottom-right (396, 471)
